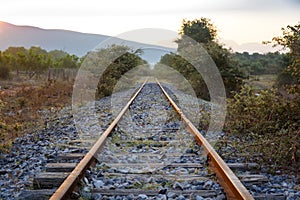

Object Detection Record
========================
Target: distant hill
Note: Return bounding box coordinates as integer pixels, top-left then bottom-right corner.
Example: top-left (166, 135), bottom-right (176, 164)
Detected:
top-left (220, 39), bottom-right (282, 54)
top-left (0, 21), bottom-right (175, 63)
top-left (0, 21), bottom-right (281, 63)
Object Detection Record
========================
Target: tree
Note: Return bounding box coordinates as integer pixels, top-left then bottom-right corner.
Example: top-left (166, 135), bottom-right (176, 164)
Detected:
top-left (26, 47), bottom-right (51, 78)
top-left (269, 23), bottom-right (300, 92)
top-left (2, 46), bottom-right (51, 78)
top-left (56, 54), bottom-right (79, 69)
top-left (177, 18), bottom-right (217, 45)
top-left (160, 18), bottom-right (244, 99)
top-left (0, 46), bottom-right (82, 80)
top-left (48, 50), bottom-right (68, 60)
top-left (94, 45), bottom-right (146, 99)
top-left (2, 47), bottom-right (27, 74)
top-left (234, 52), bottom-right (289, 75)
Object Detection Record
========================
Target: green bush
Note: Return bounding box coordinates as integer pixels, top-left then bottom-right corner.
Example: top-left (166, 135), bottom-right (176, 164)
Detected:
top-left (276, 69), bottom-right (298, 88)
top-left (225, 86), bottom-right (300, 169)
top-left (95, 46), bottom-right (146, 99)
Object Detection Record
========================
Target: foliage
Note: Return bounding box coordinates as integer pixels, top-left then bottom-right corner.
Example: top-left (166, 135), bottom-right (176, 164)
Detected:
top-left (268, 23), bottom-right (300, 89)
top-left (95, 45), bottom-right (146, 99)
top-left (224, 23), bottom-right (300, 171)
top-left (225, 86), bottom-right (299, 168)
top-left (160, 18), bottom-right (245, 100)
top-left (159, 53), bottom-right (209, 99)
top-left (235, 52), bottom-right (289, 75)
top-left (48, 50), bottom-right (68, 60)
top-left (177, 18), bottom-right (217, 44)
top-left (276, 69), bottom-right (298, 87)
top-left (0, 46), bottom-right (80, 79)
top-left (269, 23), bottom-right (300, 53)
top-left (55, 54), bottom-right (79, 69)
top-left (205, 42), bottom-right (244, 94)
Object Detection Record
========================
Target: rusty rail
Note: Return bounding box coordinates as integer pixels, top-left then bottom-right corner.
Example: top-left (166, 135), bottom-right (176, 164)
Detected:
top-left (49, 80), bottom-right (147, 200)
top-left (156, 80), bottom-right (254, 200)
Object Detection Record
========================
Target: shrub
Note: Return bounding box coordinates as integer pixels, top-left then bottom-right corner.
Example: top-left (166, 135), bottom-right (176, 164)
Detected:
top-left (276, 69), bottom-right (298, 88)
top-left (224, 86), bottom-right (300, 169)
top-left (95, 46), bottom-right (145, 99)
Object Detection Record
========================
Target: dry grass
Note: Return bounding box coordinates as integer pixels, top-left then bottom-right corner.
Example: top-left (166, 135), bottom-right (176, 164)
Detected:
top-left (0, 79), bottom-right (73, 152)
top-left (246, 74), bottom-right (277, 90)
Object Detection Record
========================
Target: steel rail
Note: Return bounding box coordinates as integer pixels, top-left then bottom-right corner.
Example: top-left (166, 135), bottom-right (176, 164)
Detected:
top-left (156, 80), bottom-right (254, 200)
top-left (49, 80), bottom-right (148, 200)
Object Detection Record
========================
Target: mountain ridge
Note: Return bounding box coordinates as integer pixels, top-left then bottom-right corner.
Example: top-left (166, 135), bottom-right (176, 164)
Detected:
top-left (0, 21), bottom-right (280, 60)
top-left (0, 21), bottom-right (111, 56)
top-left (220, 39), bottom-right (281, 54)
top-left (0, 21), bottom-right (176, 63)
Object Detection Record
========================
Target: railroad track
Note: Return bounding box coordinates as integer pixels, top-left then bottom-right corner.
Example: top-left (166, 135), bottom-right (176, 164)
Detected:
top-left (21, 80), bottom-right (278, 200)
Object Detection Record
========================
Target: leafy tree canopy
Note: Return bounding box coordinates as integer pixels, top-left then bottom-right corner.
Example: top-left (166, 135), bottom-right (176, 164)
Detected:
top-left (268, 23), bottom-right (300, 91)
top-left (177, 18), bottom-right (217, 45)
top-left (234, 52), bottom-right (289, 75)
top-left (95, 45), bottom-right (146, 99)
top-left (160, 17), bottom-right (244, 99)
top-left (0, 46), bottom-right (80, 74)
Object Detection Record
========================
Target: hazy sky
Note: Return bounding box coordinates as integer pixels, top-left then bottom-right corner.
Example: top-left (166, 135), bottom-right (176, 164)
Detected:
top-left (1, 0), bottom-right (299, 46)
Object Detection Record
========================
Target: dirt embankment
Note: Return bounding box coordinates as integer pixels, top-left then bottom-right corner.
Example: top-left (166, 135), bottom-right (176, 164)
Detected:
top-left (0, 80), bottom-right (73, 152)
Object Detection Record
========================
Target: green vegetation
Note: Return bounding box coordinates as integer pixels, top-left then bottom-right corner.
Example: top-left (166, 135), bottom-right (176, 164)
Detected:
top-left (224, 22), bottom-right (300, 172)
top-left (0, 46), bottom-right (80, 79)
top-left (0, 51), bottom-right (10, 80)
top-left (225, 86), bottom-right (299, 167)
top-left (235, 52), bottom-right (289, 75)
top-left (272, 23), bottom-right (300, 90)
top-left (95, 45), bottom-right (146, 99)
top-left (159, 18), bottom-right (245, 100)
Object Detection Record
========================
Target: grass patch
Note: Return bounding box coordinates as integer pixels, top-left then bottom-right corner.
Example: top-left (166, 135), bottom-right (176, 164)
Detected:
top-left (246, 74), bottom-right (277, 90)
top-left (0, 80), bottom-right (73, 153)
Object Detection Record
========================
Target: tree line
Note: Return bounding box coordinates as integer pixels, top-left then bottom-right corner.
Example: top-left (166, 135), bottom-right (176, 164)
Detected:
top-left (235, 51), bottom-right (289, 75)
top-left (0, 46), bottom-right (80, 79)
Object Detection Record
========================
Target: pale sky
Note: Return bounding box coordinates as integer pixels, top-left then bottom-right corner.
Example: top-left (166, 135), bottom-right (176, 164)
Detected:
top-left (0, 0), bottom-right (299, 50)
